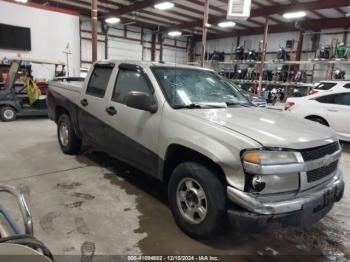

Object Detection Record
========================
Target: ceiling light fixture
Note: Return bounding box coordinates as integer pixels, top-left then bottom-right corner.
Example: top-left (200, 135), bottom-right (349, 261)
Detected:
top-left (283, 11), bottom-right (307, 19)
top-left (218, 21), bottom-right (236, 28)
top-left (15, 0), bottom-right (28, 3)
top-left (154, 2), bottom-right (174, 10)
top-left (168, 31), bottom-right (182, 37)
top-left (105, 17), bottom-right (120, 24)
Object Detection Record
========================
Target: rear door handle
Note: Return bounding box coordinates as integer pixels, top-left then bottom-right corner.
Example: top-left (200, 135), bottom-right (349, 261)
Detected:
top-left (80, 99), bottom-right (88, 107)
top-left (106, 106), bottom-right (117, 116)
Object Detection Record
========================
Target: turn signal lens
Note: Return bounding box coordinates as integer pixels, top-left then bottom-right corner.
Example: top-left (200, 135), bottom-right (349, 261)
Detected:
top-left (243, 151), bottom-right (261, 164)
top-left (243, 150), bottom-right (298, 165)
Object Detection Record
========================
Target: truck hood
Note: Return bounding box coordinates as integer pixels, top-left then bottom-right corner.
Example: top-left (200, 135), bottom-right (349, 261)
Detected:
top-left (183, 107), bottom-right (337, 149)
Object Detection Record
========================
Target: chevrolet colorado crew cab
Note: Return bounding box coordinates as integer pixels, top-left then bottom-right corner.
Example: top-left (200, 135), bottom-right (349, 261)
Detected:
top-left (47, 61), bottom-right (344, 238)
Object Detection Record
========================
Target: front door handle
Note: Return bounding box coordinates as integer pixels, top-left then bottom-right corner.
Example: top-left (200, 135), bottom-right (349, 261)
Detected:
top-left (328, 108), bottom-right (339, 112)
top-left (106, 106), bottom-right (117, 116)
top-left (80, 99), bottom-right (88, 107)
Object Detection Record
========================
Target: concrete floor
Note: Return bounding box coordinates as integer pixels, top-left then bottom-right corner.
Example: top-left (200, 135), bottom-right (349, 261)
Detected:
top-left (0, 118), bottom-right (349, 261)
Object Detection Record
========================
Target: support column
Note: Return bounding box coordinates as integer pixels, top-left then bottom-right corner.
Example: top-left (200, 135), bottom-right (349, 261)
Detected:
top-left (141, 28), bottom-right (145, 61)
top-left (343, 27), bottom-right (349, 46)
top-left (159, 33), bottom-right (164, 62)
top-left (104, 28), bottom-right (108, 60)
top-left (188, 36), bottom-right (195, 63)
top-left (257, 16), bottom-right (269, 96)
top-left (151, 33), bottom-right (157, 62)
top-left (200, 0), bottom-right (209, 67)
top-left (295, 30), bottom-right (304, 71)
top-left (91, 0), bottom-right (98, 63)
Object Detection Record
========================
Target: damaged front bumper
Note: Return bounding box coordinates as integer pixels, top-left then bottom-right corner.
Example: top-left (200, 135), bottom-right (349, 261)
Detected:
top-left (226, 170), bottom-right (345, 233)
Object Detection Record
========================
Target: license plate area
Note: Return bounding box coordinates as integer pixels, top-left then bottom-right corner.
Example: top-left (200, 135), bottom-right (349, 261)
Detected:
top-left (313, 188), bottom-right (337, 213)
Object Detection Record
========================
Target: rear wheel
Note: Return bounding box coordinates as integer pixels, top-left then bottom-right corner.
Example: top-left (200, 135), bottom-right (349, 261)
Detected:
top-left (57, 114), bottom-right (82, 154)
top-left (306, 116), bottom-right (329, 127)
top-left (168, 162), bottom-right (227, 239)
top-left (0, 106), bottom-right (16, 122)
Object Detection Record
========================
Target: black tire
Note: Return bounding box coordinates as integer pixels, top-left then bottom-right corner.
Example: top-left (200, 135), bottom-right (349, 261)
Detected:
top-left (306, 116), bottom-right (329, 127)
top-left (57, 114), bottom-right (82, 154)
top-left (168, 162), bottom-right (227, 239)
top-left (0, 106), bottom-right (16, 122)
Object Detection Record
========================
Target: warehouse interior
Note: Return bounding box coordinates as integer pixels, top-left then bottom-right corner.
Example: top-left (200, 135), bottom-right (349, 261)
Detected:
top-left (0, 0), bottom-right (350, 261)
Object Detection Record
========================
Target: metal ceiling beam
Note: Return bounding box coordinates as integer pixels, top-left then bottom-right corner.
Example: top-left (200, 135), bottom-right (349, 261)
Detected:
top-left (98, 0), bottom-right (195, 24)
top-left (335, 7), bottom-right (346, 15)
top-left (101, 0), bottom-right (174, 18)
top-left (164, 0), bottom-right (350, 32)
top-left (251, 0), bottom-right (350, 17)
top-left (311, 10), bottom-right (327, 18)
top-left (289, 0), bottom-right (327, 18)
top-left (203, 17), bottom-right (350, 40)
top-left (30, 0), bottom-right (92, 16)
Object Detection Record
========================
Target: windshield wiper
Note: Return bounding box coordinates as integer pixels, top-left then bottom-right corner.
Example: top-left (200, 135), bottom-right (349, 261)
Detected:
top-left (226, 102), bottom-right (251, 107)
top-left (173, 104), bottom-right (202, 109)
top-left (173, 103), bottom-right (227, 109)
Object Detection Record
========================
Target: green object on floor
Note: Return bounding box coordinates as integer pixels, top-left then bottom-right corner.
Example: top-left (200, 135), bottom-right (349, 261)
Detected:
top-left (24, 78), bottom-right (41, 105)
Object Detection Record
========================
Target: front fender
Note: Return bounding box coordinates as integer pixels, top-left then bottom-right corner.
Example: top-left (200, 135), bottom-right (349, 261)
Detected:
top-left (0, 101), bottom-right (21, 112)
top-left (159, 107), bottom-right (261, 190)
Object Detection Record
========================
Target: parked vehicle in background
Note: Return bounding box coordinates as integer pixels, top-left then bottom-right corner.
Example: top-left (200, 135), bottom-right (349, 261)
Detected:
top-left (310, 80), bottom-right (350, 95)
top-left (0, 61), bottom-right (48, 122)
top-left (47, 60), bottom-right (344, 238)
top-left (286, 90), bottom-right (350, 142)
top-left (235, 85), bottom-right (267, 107)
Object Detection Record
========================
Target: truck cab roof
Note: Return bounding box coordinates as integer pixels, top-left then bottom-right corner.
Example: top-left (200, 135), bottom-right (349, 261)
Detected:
top-left (94, 60), bottom-right (212, 71)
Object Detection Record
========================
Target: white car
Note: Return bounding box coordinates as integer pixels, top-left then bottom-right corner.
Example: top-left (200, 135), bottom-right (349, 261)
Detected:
top-left (310, 80), bottom-right (350, 95)
top-left (286, 90), bottom-right (350, 142)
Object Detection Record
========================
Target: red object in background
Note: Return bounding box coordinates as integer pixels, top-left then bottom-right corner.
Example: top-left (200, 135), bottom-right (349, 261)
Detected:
top-left (287, 101), bottom-right (295, 109)
top-left (2, 73), bottom-right (8, 82)
top-left (309, 89), bottom-right (319, 95)
top-left (36, 82), bottom-right (48, 95)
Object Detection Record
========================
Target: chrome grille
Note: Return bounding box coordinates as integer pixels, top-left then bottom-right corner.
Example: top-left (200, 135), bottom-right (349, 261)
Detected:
top-left (300, 142), bottom-right (340, 162)
top-left (307, 160), bottom-right (338, 183)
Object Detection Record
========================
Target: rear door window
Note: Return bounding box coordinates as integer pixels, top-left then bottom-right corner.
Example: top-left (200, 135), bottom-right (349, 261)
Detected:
top-left (86, 65), bottom-right (114, 98)
top-left (343, 83), bottom-right (350, 89)
top-left (316, 94), bottom-right (336, 104)
top-left (334, 93), bottom-right (350, 106)
top-left (315, 82), bottom-right (337, 90)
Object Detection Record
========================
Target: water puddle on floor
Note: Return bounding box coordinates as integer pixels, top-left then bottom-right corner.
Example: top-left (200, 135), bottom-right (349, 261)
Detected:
top-left (77, 150), bottom-right (350, 261)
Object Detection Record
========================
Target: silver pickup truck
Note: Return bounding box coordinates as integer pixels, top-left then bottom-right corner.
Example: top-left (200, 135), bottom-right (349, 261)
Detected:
top-left (47, 61), bottom-right (344, 239)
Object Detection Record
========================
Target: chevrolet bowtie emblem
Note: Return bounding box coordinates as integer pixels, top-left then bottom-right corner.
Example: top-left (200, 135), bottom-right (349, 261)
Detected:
top-left (323, 155), bottom-right (333, 167)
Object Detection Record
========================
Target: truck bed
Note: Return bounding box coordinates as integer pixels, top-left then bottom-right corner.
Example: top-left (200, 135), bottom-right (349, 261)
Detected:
top-left (49, 79), bottom-right (84, 106)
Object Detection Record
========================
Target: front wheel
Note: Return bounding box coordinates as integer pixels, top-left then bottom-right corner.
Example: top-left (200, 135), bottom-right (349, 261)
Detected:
top-left (57, 114), bottom-right (82, 154)
top-left (168, 162), bottom-right (228, 239)
top-left (0, 106), bottom-right (16, 122)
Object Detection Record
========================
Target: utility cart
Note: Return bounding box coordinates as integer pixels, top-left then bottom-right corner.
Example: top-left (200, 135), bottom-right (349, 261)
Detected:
top-left (0, 59), bottom-right (65, 121)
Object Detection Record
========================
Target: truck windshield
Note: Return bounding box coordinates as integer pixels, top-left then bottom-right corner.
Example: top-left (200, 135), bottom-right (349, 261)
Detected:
top-left (152, 67), bottom-right (250, 109)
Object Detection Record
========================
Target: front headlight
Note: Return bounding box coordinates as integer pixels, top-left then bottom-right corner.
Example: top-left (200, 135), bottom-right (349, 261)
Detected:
top-left (242, 150), bottom-right (300, 193)
top-left (242, 150), bottom-right (298, 165)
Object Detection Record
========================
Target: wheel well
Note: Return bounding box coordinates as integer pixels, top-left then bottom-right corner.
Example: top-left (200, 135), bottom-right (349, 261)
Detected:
top-left (163, 144), bottom-right (227, 186)
top-left (305, 115), bottom-right (329, 126)
top-left (0, 104), bottom-right (17, 112)
top-left (55, 106), bottom-right (70, 123)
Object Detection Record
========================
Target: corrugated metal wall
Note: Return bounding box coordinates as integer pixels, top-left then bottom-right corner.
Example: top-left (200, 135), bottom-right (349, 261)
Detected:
top-left (80, 20), bottom-right (189, 70)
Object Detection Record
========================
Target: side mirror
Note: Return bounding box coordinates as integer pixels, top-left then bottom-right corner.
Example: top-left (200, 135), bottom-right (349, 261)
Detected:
top-left (125, 92), bottom-right (158, 113)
